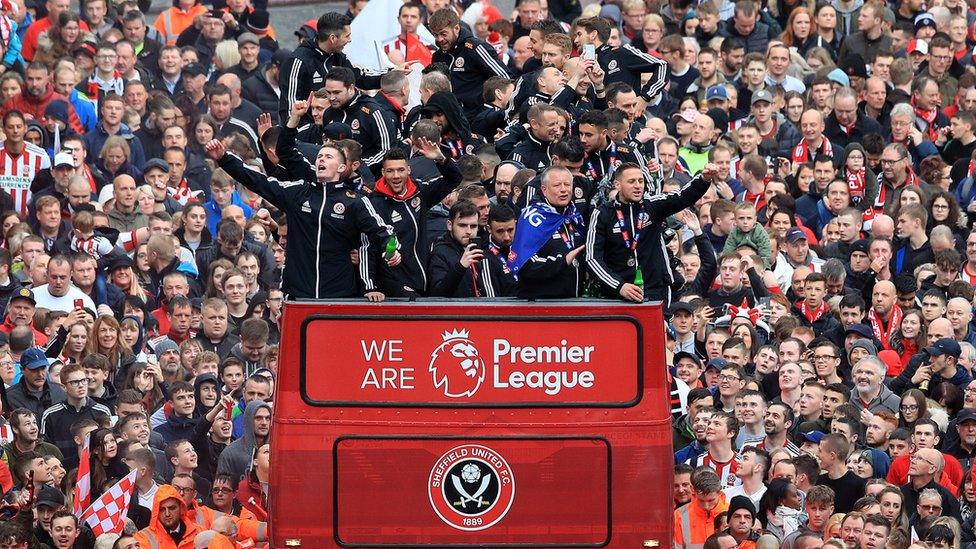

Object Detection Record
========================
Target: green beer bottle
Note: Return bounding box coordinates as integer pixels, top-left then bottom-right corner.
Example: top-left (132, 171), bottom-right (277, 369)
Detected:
top-left (634, 265), bottom-right (644, 287)
top-left (383, 236), bottom-right (398, 261)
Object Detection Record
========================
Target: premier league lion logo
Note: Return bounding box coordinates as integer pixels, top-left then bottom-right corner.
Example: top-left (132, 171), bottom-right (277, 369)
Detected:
top-left (429, 329), bottom-right (485, 398)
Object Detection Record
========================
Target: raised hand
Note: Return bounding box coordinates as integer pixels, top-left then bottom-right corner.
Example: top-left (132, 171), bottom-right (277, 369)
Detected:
top-left (256, 113), bottom-right (273, 138)
top-left (291, 91), bottom-right (314, 119)
top-left (417, 137), bottom-right (445, 162)
top-left (204, 139), bottom-right (226, 161)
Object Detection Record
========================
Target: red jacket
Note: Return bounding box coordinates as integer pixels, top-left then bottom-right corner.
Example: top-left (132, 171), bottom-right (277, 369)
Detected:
top-left (236, 474), bottom-right (268, 522)
top-left (0, 84), bottom-right (84, 133)
top-left (0, 317), bottom-right (48, 346)
top-left (887, 452), bottom-right (962, 496)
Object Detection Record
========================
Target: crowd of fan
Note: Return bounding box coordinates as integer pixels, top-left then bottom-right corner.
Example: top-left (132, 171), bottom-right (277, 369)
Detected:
top-left (4, 0), bottom-right (976, 542)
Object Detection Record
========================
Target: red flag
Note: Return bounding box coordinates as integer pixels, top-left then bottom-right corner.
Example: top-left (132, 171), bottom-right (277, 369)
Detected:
top-left (403, 32), bottom-right (432, 67)
top-left (80, 470), bottom-right (138, 537)
top-left (73, 432), bottom-right (91, 516)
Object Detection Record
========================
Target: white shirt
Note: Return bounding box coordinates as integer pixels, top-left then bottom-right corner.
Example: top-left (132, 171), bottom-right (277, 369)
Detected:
top-left (723, 483), bottom-right (766, 510)
top-left (32, 284), bottom-right (96, 313)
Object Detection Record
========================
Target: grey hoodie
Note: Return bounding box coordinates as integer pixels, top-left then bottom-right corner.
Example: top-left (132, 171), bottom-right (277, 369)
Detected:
top-left (216, 399), bottom-right (271, 482)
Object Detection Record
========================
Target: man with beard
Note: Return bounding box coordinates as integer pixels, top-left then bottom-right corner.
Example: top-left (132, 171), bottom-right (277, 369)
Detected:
top-left (760, 402), bottom-right (800, 456)
top-left (427, 200), bottom-right (514, 297)
top-left (421, 91), bottom-right (484, 160)
top-left (428, 8), bottom-right (510, 117)
top-left (850, 356), bottom-right (900, 415)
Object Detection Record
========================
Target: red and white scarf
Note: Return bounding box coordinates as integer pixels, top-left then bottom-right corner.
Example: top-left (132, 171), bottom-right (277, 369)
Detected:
top-left (872, 169), bottom-right (920, 214)
top-left (913, 100), bottom-right (940, 141)
top-left (792, 137), bottom-right (833, 165)
top-left (797, 300), bottom-right (830, 324)
top-left (846, 169), bottom-right (866, 205)
top-left (868, 304), bottom-right (902, 351)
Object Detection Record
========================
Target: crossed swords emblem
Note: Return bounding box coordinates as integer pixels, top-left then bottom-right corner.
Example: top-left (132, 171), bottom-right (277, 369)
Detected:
top-left (451, 472), bottom-right (491, 509)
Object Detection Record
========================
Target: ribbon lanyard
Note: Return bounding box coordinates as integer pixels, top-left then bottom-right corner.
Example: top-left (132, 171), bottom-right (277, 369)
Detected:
top-left (558, 222), bottom-right (576, 250)
top-left (614, 206), bottom-right (644, 253)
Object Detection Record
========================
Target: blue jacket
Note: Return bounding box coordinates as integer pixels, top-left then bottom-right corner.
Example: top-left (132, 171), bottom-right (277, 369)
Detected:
top-left (2, 18), bottom-right (20, 68)
top-left (83, 122), bottom-right (146, 170)
top-left (204, 192), bottom-right (253, 237)
top-left (69, 89), bottom-right (97, 133)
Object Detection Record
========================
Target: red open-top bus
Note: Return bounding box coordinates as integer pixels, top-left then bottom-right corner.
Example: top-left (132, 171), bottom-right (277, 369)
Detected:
top-left (268, 300), bottom-right (674, 548)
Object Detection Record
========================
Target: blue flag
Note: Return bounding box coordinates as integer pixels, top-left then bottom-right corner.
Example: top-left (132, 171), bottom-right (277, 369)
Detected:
top-left (508, 201), bottom-right (584, 274)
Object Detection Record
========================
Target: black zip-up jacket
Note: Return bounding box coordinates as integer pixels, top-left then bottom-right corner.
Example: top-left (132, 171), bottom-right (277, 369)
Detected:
top-left (6, 379), bottom-right (66, 424)
top-left (361, 157), bottom-right (463, 296)
top-left (595, 42), bottom-right (668, 102)
top-left (322, 91), bottom-right (400, 175)
top-left (41, 398), bottom-right (111, 470)
top-left (278, 39), bottom-right (385, 121)
top-left (509, 132), bottom-right (552, 171)
top-left (515, 201), bottom-right (585, 299)
top-left (470, 104), bottom-right (507, 141)
top-left (585, 173), bottom-right (710, 303)
top-left (581, 140), bottom-right (649, 187)
top-left (242, 64), bottom-right (280, 124)
top-left (427, 234), bottom-right (514, 297)
top-left (217, 126), bottom-right (394, 298)
top-left (431, 27), bottom-right (511, 117)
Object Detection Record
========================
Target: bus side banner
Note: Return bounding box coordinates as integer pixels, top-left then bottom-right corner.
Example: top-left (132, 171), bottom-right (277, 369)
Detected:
top-left (301, 315), bottom-right (642, 406)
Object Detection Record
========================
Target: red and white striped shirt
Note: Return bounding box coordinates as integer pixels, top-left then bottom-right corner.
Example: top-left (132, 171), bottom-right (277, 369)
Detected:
top-left (694, 451), bottom-right (742, 488)
top-left (961, 263), bottom-right (976, 287)
top-left (0, 145), bottom-right (44, 216)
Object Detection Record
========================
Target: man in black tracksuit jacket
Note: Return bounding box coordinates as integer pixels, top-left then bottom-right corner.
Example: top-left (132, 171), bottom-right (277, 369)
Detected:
top-left (320, 67), bottom-right (402, 177)
top-left (420, 92), bottom-right (485, 159)
top-left (427, 201), bottom-right (516, 297)
top-left (209, 104), bottom-right (394, 299)
top-left (278, 12), bottom-right (387, 122)
top-left (576, 17), bottom-right (669, 102)
top-left (585, 162), bottom-right (715, 307)
top-left (517, 137), bottom-right (595, 219)
top-left (429, 9), bottom-right (511, 117)
top-left (509, 104), bottom-right (564, 170)
top-left (361, 145), bottom-right (463, 297)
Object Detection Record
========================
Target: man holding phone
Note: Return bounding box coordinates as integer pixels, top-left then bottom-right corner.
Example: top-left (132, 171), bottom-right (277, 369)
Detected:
top-left (428, 200), bottom-right (514, 298)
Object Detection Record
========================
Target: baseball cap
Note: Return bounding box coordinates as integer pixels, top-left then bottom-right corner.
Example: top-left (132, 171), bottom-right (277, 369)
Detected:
top-left (705, 85), bottom-right (728, 102)
top-left (182, 62), bottom-right (207, 77)
top-left (907, 38), bottom-right (929, 56)
top-left (845, 323), bottom-right (874, 339)
top-left (925, 337), bottom-right (962, 359)
top-left (850, 239), bottom-right (869, 256)
top-left (826, 68), bottom-right (850, 87)
top-left (107, 254), bottom-right (133, 272)
top-left (20, 347), bottom-right (49, 370)
top-left (237, 32), bottom-right (259, 47)
top-left (957, 408), bottom-right (976, 423)
top-left (706, 107), bottom-right (729, 133)
top-left (705, 358), bottom-right (727, 372)
top-left (271, 48), bottom-right (292, 67)
top-left (785, 227), bottom-right (808, 244)
top-left (53, 152), bottom-right (73, 168)
top-left (750, 89), bottom-right (773, 105)
top-left (670, 301), bottom-right (694, 315)
top-left (801, 430), bottom-right (825, 443)
top-left (915, 12), bottom-right (937, 31)
top-left (9, 287), bottom-right (35, 306)
top-left (671, 108), bottom-right (698, 123)
top-left (143, 158), bottom-right (170, 173)
top-left (841, 54), bottom-right (868, 78)
top-left (73, 40), bottom-right (96, 59)
top-left (322, 122), bottom-right (354, 141)
top-left (673, 351), bottom-right (702, 368)
top-left (34, 486), bottom-right (65, 509)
